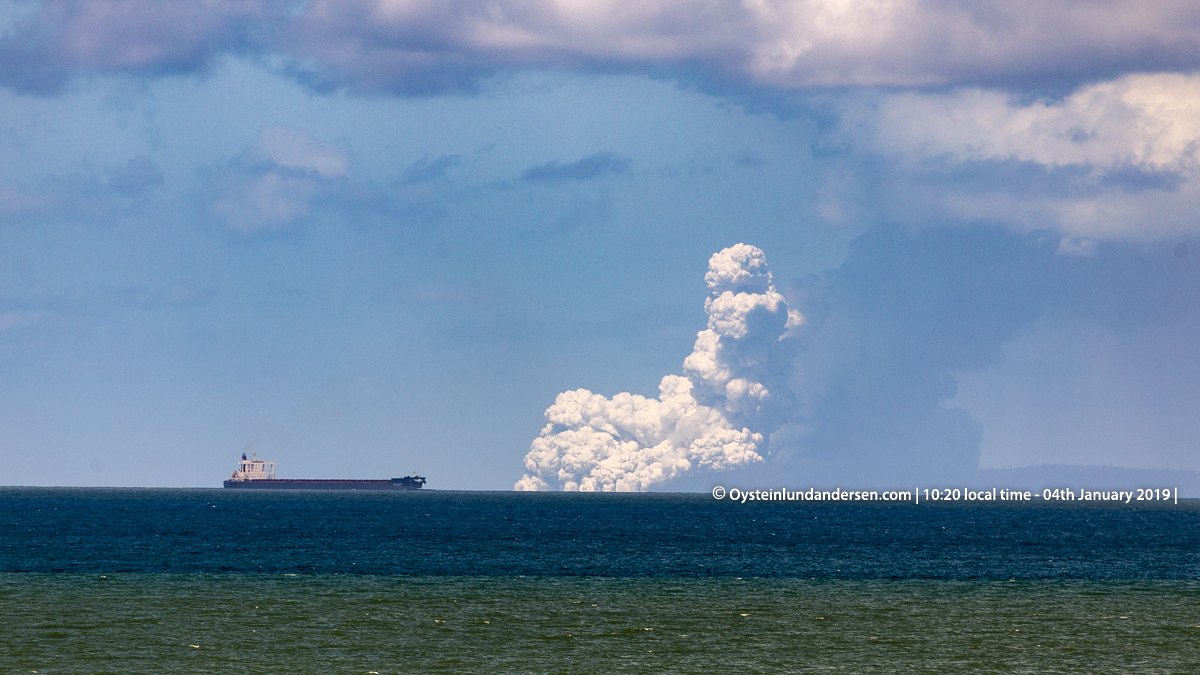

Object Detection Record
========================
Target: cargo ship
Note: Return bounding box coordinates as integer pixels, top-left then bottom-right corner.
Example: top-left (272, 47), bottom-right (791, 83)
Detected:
top-left (223, 452), bottom-right (426, 490)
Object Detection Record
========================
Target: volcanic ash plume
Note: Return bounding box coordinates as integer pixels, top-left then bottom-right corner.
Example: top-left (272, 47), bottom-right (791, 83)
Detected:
top-left (515, 244), bottom-right (798, 491)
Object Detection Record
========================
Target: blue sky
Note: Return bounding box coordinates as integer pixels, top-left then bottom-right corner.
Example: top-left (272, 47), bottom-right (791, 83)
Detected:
top-left (1, 0), bottom-right (1198, 489)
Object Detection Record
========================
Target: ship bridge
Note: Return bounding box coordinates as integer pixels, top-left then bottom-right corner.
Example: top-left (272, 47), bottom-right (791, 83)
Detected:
top-left (231, 452), bottom-right (275, 481)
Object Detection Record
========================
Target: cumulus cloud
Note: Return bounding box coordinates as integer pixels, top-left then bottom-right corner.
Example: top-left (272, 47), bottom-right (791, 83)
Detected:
top-left (683, 244), bottom-right (800, 429)
top-left (201, 125), bottom-right (474, 234)
top-left (838, 73), bottom-right (1200, 241)
top-left (250, 127), bottom-right (350, 179)
top-left (514, 376), bottom-right (764, 491)
top-left (208, 126), bottom-right (350, 233)
top-left (515, 243), bottom-right (796, 491)
top-left (875, 73), bottom-right (1200, 174)
top-left (3, 0), bottom-right (1200, 95)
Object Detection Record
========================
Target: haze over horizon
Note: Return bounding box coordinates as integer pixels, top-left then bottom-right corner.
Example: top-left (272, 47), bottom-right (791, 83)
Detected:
top-left (1, 0), bottom-right (1199, 490)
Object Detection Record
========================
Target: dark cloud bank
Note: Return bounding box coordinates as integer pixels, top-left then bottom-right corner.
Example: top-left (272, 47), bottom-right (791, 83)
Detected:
top-left (664, 225), bottom-right (1200, 493)
top-left (4, 0), bottom-right (1200, 96)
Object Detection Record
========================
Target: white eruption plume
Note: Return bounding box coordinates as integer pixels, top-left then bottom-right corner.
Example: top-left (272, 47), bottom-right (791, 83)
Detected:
top-left (515, 244), bottom-right (798, 491)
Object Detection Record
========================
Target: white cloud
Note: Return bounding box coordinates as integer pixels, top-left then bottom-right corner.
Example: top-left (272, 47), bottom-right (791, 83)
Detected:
top-left (211, 170), bottom-right (319, 233)
top-left (859, 73), bottom-right (1200, 241)
top-left (252, 127), bottom-right (349, 179)
top-left (515, 376), bottom-right (762, 491)
top-left (876, 73), bottom-right (1200, 173)
top-left (515, 243), bottom-right (797, 491)
top-left (209, 127), bottom-right (350, 233)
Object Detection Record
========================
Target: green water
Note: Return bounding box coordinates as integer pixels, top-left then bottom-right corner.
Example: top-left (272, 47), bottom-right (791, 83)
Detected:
top-left (2, 575), bottom-right (1198, 673)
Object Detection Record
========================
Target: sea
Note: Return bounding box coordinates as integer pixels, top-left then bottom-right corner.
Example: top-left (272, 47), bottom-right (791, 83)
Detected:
top-left (2, 488), bottom-right (1198, 673)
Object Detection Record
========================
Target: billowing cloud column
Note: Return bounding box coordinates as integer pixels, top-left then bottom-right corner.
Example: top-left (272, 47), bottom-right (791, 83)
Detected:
top-left (683, 244), bottom-right (800, 429)
top-left (515, 244), bottom-right (797, 491)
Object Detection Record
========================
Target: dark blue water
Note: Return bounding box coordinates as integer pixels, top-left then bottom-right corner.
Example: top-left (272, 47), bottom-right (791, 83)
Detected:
top-left (3, 488), bottom-right (1197, 578)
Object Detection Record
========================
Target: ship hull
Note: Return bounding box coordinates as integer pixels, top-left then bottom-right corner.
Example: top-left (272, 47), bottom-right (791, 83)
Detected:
top-left (223, 479), bottom-right (424, 490)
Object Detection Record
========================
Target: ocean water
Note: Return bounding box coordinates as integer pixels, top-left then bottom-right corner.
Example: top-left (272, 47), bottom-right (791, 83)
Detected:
top-left (2, 488), bottom-right (1198, 672)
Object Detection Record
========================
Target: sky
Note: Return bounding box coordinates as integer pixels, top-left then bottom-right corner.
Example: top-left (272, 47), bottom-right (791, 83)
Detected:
top-left (1, 0), bottom-right (1198, 490)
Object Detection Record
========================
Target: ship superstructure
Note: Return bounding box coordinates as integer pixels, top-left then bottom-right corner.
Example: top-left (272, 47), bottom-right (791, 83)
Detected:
top-left (231, 452), bottom-right (276, 480)
top-left (223, 452), bottom-right (426, 490)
